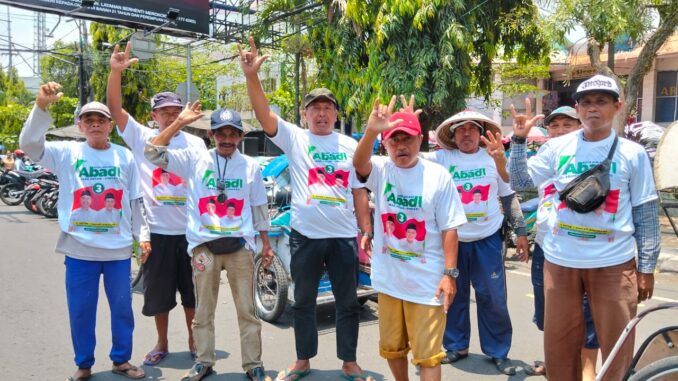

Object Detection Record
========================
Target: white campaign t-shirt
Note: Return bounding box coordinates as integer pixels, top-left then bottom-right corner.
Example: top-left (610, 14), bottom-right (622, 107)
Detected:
top-left (39, 141), bottom-right (142, 250)
top-left (162, 148), bottom-right (267, 255)
top-left (119, 116), bottom-right (205, 235)
top-left (366, 157), bottom-right (467, 306)
top-left (423, 149), bottom-right (513, 242)
top-left (528, 130), bottom-right (658, 268)
top-left (534, 182), bottom-right (558, 246)
top-left (269, 118), bottom-right (364, 239)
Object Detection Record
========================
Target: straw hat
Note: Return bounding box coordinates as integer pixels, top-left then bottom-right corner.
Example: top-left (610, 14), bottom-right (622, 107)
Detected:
top-left (435, 110), bottom-right (502, 150)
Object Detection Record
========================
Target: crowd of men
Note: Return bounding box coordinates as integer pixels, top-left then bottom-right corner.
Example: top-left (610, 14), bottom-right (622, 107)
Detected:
top-left (17, 38), bottom-right (660, 381)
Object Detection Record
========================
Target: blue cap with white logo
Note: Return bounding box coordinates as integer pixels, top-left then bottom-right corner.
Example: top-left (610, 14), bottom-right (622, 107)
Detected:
top-left (210, 108), bottom-right (243, 131)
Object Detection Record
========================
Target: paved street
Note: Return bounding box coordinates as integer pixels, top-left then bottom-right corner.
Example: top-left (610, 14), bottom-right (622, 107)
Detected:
top-left (1, 204), bottom-right (677, 380)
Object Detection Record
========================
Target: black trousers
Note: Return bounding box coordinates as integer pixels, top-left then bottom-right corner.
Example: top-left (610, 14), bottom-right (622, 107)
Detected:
top-left (289, 229), bottom-right (360, 361)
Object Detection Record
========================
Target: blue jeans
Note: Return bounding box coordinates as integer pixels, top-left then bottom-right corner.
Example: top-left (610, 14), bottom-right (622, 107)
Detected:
top-left (65, 256), bottom-right (135, 368)
top-left (531, 244), bottom-right (599, 348)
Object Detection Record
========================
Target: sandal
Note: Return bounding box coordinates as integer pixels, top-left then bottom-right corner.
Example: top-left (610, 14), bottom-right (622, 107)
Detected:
top-left (525, 360), bottom-right (546, 376)
top-left (66, 369), bottom-right (91, 381)
top-left (341, 373), bottom-right (375, 381)
top-left (276, 368), bottom-right (310, 381)
top-left (112, 363), bottom-right (145, 379)
top-left (143, 350), bottom-right (168, 366)
top-left (441, 350), bottom-right (468, 364)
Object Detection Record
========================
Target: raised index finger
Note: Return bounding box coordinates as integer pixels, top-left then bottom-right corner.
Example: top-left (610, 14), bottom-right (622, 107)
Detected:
top-left (248, 36), bottom-right (258, 56)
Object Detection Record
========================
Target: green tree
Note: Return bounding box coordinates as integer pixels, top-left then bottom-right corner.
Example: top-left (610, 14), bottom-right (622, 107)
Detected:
top-left (39, 40), bottom-right (80, 97)
top-left (258, 0), bottom-right (549, 137)
top-left (549, 0), bottom-right (678, 130)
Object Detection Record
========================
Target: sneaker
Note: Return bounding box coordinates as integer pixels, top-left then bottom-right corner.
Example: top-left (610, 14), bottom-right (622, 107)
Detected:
top-left (181, 363), bottom-right (215, 381)
top-left (246, 366), bottom-right (272, 381)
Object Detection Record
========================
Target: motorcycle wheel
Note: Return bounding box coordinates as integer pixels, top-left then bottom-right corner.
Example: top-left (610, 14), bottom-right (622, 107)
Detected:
top-left (0, 183), bottom-right (24, 206)
top-left (253, 253), bottom-right (289, 323)
top-left (37, 192), bottom-right (58, 218)
top-left (24, 191), bottom-right (40, 214)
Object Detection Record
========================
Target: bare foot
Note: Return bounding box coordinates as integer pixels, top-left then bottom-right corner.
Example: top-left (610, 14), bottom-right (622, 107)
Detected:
top-left (112, 362), bottom-right (145, 379)
top-left (342, 361), bottom-right (373, 381)
top-left (277, 360), bottom-right (311, 381)
top-left (65, 368), bottom-right (91, 381)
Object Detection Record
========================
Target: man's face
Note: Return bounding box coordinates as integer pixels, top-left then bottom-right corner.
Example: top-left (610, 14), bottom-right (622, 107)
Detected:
top-left (575, 93), bottom-right (622, 135)
top-left (454, 123), bottom-right (481, 154)
top-left (207, 202), bottom-right (216, 214)
top-left (210, 126), bottom-right (243, 157)
top-left (546, 116), bottom-right (581, 138)
top-left (473, 193), bottom-right (482, 204)
top-left (152, 106), bottom-right (182, 131)
top-left (406, 228), bottom-right (416, 243)
top-left (160, 172), bottom-right (170, 185)
top-left (302, 101), bottom-right (337, 136)
top-left (105, 198), bottom-right (115, 211)
top-left (226, 206), bottom-right (236, 218)
top-left (386, 220), bottom-right (395, 234)
top-left (384, 131), bottom-right (422, 169)
top-left (79, 113), bottom-right (113, 145)
top-left (80, 195), bottom-right (92, 210)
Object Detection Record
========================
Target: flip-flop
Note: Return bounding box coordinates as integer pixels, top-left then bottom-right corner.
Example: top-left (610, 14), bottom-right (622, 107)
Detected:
top-left (112, 364), bottom-right (145, 379)
top-left (143, 350), bottom-right (169, 366)
top-left (66, 375), bottom-right (91, 381)
top-left (524, 360), bottom-right (546, 376)
top-left (276, 368), bottom-right (310, 381)
top-left (341, 373), bottom-right (374, 381)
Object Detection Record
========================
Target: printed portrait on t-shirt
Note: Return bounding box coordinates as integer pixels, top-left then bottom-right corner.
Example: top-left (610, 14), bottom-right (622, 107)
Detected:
top-left (456, 183), bottom-right (491, 222)
top-left (198, 196), bottom-right (244, 235)
top-left (380, 213), bottom-right (426, 262)
top-left (69, 186), bottom-right (123, 233)
top-left (554, 189), bottom-right (620, 242)
top-left (306, 166), bottom-right (350, 207)
top-left (152, 167), bottom-right (187, 206)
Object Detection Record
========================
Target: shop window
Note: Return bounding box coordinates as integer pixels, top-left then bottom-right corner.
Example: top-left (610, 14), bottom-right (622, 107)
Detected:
top-left (656, 71), bottom-right (678, 123)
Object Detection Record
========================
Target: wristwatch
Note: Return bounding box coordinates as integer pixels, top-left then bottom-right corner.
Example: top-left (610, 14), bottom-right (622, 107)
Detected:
top-left (443, 268), bottom-right (460, 278)
top-left (360, 230), bottom-right (374, 239)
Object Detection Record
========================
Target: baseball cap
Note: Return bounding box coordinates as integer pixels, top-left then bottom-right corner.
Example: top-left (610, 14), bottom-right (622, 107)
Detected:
top-left (573, 74), bottom-right (620, 102)
top-left (382, 112), bottom-right (422, 140)
top-left (544, 106), bottom-right (579, 126)
top-left (151, 92), bottom-right (183, 110)
top-left (303, 88), bottom-right (338, 109)
top-left (210, 108), bottom-right (243, 131)
top-left (77, 101), bottom-right (112, 119)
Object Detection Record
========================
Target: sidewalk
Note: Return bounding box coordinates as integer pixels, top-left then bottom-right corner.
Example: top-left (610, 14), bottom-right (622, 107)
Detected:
top-left (658, 215), bottom-right (678, 273)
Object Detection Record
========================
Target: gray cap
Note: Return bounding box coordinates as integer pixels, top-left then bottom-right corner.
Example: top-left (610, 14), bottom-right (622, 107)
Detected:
top-left (151, 92), bottom-right (183, 110)
top-left (544, 106), bottom-right (579, 126)
top-left (573, 74), bottom-right (620, 102)
top-left (77, 101), bottom-right (112, 120)
top-left (303, 88), bottom-right (338, 109)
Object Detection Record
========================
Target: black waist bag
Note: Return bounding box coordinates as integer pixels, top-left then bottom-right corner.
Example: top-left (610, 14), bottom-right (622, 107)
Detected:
top-left (558, 136), bottom-right (618, 214)
top-left (205, 237), bottom-right (245, 255)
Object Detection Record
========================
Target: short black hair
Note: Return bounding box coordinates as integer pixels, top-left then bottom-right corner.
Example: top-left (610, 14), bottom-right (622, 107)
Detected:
top-left (226, 202), bottom-right (236, 208)
top-left (104, 193), bottom-right (115, 200)
top-left (81, 190), bottom-right (92, 197)
top-left (406, 223), bottom-right (417, 231)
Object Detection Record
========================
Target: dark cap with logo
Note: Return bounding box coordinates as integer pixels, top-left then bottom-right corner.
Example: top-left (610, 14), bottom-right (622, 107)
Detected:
top-left (210, 108), bottom-right (243, 132)
top-left (303, 88), bottom-right (338, 109)
top-left (573, 74), bottom-right (620, 102)
top-left (151, 92), bottom-right (183, 110)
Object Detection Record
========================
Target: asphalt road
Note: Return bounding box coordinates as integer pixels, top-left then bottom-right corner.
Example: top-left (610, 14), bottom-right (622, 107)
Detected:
top-left (1, 204), bottom-right (677, 380)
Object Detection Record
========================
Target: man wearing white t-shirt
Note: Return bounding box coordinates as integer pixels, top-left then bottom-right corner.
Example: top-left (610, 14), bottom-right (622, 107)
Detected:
top-left (108, 42), bottom-right (206, 366)
top-left (508, 74), bottom-right (660, 381)
top-left (354, 98), bottom-right (466, 381)
top-left (69, 190), bottom-right (97, 232)
top-left (97, 192), bottom-right (121, 233)
top-left (146, 106), bottom-right (276, 381)
top-left (423, 109), bottom-right (528, 375)
top-left (240, 38), bottom-right (373, 381)
top-left (20, 83), bottom-right (148, 380)
top-left (200, 199), bottom-right (221, 231)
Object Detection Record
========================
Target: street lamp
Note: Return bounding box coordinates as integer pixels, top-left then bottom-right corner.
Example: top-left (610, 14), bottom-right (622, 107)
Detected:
top-left (144, 8), bottom-right (180, 37)
top-left (65, 0), bottom-right (97, 16)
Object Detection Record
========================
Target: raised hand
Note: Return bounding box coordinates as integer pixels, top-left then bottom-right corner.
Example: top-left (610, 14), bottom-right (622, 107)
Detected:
top-left (480, 130), bottom-right (505, 160)
top-left (238, 36), bottom-right (270, 77)
top-left (366, 96), bottom-right (403, 134)
top-left (175, 101), bottom-right (204, 128)
top-left (398, 94), bottom-right (423, 117)
top-left (36, 82), bottom-right (64, 111)
top-left (511, 97), bottom-right (544, 139)
top-left (109, 41), bottom-right (139, 72)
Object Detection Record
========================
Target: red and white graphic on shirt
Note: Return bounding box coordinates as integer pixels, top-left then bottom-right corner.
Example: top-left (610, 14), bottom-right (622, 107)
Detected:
top-left (554, 189), bottom-right (621, 241)
top-left (457, 184), bottom-right (490, 221)
top-left (306, 167), bottom-right (349, 207)
top-left (381, 213), bottom-right (426, 261)
top-left (151, 167), bottom-right (187, 206)
top-left (69, 186), bottom-right (123, 233)
top-left (198, 196), bottom-right (245, 234)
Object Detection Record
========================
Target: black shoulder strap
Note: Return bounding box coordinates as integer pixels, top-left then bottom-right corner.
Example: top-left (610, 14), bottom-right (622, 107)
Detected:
top-left (606, 135), bottom-right (619, 162)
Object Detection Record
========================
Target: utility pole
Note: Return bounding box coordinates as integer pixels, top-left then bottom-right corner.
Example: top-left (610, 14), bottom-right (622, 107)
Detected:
top-left (6, 6), bottom-right (12, 70)
top-left (186, 44), bottom-right (192, 102)
top-left (34, 12), bottom-right (46, 75)
top-left (77, 19), bottom-right (87, 107)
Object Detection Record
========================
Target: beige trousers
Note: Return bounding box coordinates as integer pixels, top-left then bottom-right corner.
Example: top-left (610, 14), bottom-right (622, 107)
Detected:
top-left (191, 244), bottom-right (263, 371)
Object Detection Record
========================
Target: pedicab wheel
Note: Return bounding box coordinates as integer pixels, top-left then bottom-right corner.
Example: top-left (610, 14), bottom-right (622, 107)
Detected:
top-left (254, 253), bottom-right (288, 323)
top-left (628, 356), bottom-right (678, 381)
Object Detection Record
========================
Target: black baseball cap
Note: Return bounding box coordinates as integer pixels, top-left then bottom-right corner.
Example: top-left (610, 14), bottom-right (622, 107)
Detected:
top-left (210, 108), bottom-right (243, 131)
top-left (151, 92), bottom-right (183, 110)
top-left (303, 88), bottom-right (338, 109)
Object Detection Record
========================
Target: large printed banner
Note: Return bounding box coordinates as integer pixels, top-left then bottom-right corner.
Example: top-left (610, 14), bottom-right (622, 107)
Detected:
top-left (2, 0), bottom-right (210, 35)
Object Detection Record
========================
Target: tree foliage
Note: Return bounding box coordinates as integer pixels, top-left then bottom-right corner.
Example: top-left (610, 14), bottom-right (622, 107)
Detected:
top-left (258, 0), bottom-right (549, 133)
